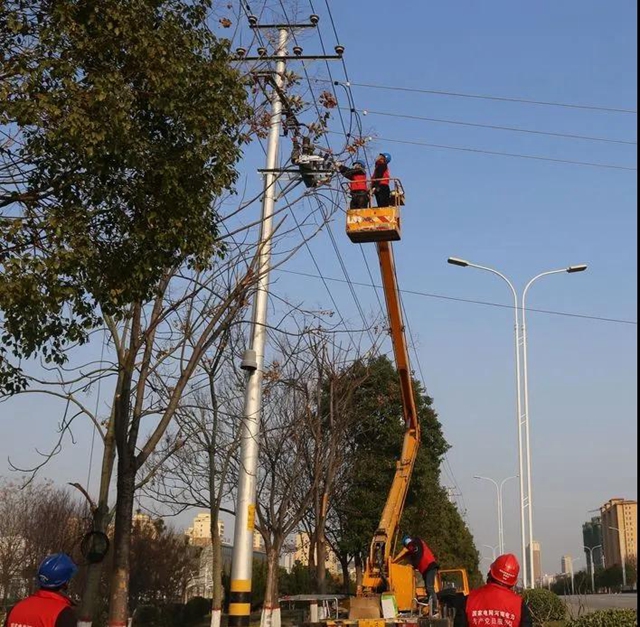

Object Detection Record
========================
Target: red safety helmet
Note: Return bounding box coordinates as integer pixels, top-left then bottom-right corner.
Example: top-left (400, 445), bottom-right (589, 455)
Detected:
top-left (490, 553), bottom-right (520, 587)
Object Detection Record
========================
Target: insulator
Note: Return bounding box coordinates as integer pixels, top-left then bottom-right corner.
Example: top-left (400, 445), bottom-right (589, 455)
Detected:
top-left (334, 45), bottom-right (345, 57)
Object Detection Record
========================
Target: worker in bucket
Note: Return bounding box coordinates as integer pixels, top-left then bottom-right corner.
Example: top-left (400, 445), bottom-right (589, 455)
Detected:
top-left (370, 152), bottom-right (392, 208)
top-left (394, 535), bottom-right (440, 616)
top-left (451, 553), bottom-right (533, 627)
top-left (336, 160), bottom-right (370, 208)
top-left (5, 553), bottom-right (79, 626)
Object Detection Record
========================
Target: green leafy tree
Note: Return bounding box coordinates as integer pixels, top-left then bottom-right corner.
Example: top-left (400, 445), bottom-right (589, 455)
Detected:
top-left (0, 0), bottom-right (250, 393)
top-left (1, 1), bottom-right (251, 624)
top-left (329, 356), bottom-right (481, 588)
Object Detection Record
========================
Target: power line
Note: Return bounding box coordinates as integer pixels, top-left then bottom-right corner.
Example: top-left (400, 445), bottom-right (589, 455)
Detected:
top-left (343, 107), bottom-right (636, 146)
top-left (316, 78), bottom-right (638, 115)
top-left (277, 269), bottom-right (638, 326)
top-left (332, 132), bottom-right (637, 172)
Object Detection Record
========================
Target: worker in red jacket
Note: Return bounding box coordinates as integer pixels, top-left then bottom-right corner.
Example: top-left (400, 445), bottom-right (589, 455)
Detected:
top-left (370, 152), bottom-right (392, 208)
top-left (394, 535), bottom-right (440, 615)
top-left (337, 160), bottom-right (369, 208)
top-left (5, 553), bottom-right (78, 627)
top-left (449, 553), bottom-right (533, 627)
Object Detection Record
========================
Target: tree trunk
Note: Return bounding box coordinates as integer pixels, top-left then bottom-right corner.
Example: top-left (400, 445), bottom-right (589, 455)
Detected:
top-left (315, 526), bottom-right (327, 594)
top-left (340, 556), bottom-right (351, 594)
top-left (107, 455), bottom-right (136, 626)
top-left (355, 553), bottom-right (363, 589)
top-left (77, 504), bottom-right (110, 627)
top-left (261, 543), bottom-right (282, 627)
top-left (79, 410), bottom-right (116, 627)
top-left (210, 515), bottom-right (223, 627)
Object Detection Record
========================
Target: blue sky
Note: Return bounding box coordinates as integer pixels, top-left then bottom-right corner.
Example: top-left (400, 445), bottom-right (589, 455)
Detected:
top-left (1, 1), bottom-right (636, 576)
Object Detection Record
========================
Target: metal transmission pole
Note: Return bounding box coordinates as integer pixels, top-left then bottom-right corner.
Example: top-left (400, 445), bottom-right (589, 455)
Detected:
top-left (228, 15), bottom-right (344, 627)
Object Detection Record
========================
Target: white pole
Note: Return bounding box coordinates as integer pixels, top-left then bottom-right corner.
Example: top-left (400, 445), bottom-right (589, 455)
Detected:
top-left (498, 475), bottom-right (518, 555)
top-left (610, 526), bottom-right (627, 588)
top-left (229, 28), bottom-right (288, 627)
top-left (522, 266), bottom-right (587, 588)
top-left (465, 263), bottom-right (527, 587)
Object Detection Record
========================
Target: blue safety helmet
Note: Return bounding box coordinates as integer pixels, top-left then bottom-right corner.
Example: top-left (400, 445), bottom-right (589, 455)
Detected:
top-left (380, 152), bottom-right (392, 164)
top-left (353, 161), bottom-right (366, 169)
top-left (37, 553), bottom-right (78, 589)
top-left (402, 534), bottom-right (413, 548)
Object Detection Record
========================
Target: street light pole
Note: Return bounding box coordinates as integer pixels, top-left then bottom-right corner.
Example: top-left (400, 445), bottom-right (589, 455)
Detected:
top-left (448, 258), bottom-right (527, 587)
top-left (475, 475), bottom-right (517, 555)
top-left (609, 526), bottom-right (628, 589)
top-left (584, 545), bottom-right (602, 593)
top-left (521, 265), bottom-right (587, 586)
top-left (568, 556), bottom-right (583, 595)
top-left (448, 258), bottom-right (587, 588)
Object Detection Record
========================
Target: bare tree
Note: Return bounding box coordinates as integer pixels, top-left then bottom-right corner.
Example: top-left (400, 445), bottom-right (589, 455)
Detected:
top-left (143, 326), bottom-right (246, 627)
top-left (0, 480), bottom-right (87, 608)
top-left (254, 323), bottom-right (376, 627)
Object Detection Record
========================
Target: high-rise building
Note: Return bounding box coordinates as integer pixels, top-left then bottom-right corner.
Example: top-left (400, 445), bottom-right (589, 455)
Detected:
top-left (526, 541), bottom-right (542, 586)
top-left (561, 555), bottom-right (573, 575)
top-left (600, 498), bottom-right (637, 568)
top-left (283, 532), bottom-right (342, 576)
top-left (186, 513), bottom-right (225, 547)
top-left (582, 516), bottom-right (604, 570)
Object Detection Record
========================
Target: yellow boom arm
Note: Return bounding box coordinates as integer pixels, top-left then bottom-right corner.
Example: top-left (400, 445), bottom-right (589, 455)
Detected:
top-left (361, 240), bottom-right (421, 592)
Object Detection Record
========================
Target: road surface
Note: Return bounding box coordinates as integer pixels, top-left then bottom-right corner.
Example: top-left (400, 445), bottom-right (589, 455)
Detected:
top-left (564, 593), bottom-right (637, 616)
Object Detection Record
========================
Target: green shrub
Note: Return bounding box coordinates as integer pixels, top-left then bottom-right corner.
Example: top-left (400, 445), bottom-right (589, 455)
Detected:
top-left (520, 588), bottom-right (567, 625)
top-left (567, 609), bottom-right (637, 627)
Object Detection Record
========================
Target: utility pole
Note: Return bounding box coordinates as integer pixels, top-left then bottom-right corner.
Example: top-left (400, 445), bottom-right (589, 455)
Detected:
top-left (228, 27), bottom-right (289, 627)
top-left (228, 14), bottom-right (344, 627)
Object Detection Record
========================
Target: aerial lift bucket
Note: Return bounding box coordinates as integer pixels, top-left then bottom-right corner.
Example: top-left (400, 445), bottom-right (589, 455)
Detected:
top-left (345, 179), bottom-right (405, 244)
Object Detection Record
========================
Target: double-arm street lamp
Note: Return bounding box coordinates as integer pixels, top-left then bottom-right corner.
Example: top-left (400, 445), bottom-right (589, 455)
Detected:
top-left (474, 475), bottom-right (517, 556)
top-left (448, 257), bottom-right (588, 588)
top-left (583, 544), bottom-right (603, 593)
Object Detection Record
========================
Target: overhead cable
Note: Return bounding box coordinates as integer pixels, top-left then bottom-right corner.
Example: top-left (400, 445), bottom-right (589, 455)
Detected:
top-left (329, 132), bottom-right (637, 172)
top-left (343, 107), bottom-right (636, 146)
top-left (316, 78), bottom-right (638, 115)
top-left (277, 269), bottom-right (638, 326)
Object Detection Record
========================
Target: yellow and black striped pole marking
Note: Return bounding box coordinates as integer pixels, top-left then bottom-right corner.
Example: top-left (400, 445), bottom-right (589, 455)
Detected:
top-left (229, 579), bottom-right (252, 627)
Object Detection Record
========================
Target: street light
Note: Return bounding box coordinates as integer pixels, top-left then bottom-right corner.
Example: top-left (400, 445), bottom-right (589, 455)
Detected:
top-left (448, 258), bottom-right (588, 588)
top-left (474, 475), bottom-right (517, 555)
top-left (483, 544), bottom-right (499, 561)
top-left (584, 545), bottom-right (602, 593)
top-left (520, 264), bottom-right (587, 588)
top-left (569, 556), bottom-right (583, 595)
top-left (609, 526), bottom-right (627, 589)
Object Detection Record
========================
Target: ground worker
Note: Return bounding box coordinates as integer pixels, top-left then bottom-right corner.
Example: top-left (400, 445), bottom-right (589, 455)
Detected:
top-left (5, 553), bottom-right (78, 627)
top-left (371, 152), bottom-right (392, 207)
top-left (450, 553), bottom-right (533, 627)
top-left (394, 535), bottom-right (440, 615)
top-left (337, 160), bottom-right (369, 208)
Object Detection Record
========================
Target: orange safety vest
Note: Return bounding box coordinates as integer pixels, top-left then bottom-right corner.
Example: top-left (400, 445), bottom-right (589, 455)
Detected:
top-left (6, 590), bottom-right (74, 627)
top-left (372, 167), bottom-right (390, 187)
top-left (350, 172), bottom-right (368, 192)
